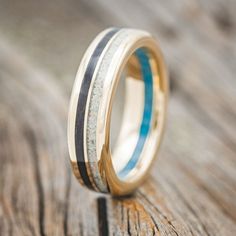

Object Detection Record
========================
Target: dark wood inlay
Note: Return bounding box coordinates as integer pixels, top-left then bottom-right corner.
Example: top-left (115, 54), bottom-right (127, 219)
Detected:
top-left (75, 28), bottom-right (119, 189)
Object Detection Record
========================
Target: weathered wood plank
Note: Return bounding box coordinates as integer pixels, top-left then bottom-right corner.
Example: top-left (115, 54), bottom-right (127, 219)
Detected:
top-left (0, 0), bottom-right (236, 235)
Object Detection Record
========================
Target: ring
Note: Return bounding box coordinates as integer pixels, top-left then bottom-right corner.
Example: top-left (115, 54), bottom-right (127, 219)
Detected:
top-left (68, 28), bottom-right (168, 195)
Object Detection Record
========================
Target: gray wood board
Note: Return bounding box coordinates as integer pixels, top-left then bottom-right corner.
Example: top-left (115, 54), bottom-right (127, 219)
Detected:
top-left (0, 0), bottom-right (235, 235)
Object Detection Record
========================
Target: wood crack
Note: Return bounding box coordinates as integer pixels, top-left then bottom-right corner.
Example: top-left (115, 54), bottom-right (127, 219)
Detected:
top-left (164, 178), bottom-right (211, 236)
top-left (138, 191), bottom-right (179, 236)
top-left (127, 208), bottom-right (132, 236)
top-left (23, 127), bottom-right (45, 236)
top-left (63, 171), bottom-right (71, 236)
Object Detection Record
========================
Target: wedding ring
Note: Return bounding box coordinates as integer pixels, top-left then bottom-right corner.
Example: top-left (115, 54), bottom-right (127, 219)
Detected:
top-left (68, 28), bottom-right (168, 195)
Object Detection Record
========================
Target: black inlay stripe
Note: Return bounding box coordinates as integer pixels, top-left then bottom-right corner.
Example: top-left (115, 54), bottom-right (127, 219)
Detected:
top-left (75, 28), bottom-right (119, 189)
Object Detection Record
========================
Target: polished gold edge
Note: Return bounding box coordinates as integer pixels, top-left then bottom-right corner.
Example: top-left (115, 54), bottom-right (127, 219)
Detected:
top-left (98, 31), bottom-right (168, 195)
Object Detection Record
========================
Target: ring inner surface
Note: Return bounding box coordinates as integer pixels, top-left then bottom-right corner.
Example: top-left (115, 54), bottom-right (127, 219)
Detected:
top-left (110, 48), bottom-right (157, 180)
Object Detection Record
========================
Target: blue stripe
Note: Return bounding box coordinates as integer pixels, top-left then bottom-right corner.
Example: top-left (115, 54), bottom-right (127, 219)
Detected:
top-left (118, 48), bottom-right (153, 178)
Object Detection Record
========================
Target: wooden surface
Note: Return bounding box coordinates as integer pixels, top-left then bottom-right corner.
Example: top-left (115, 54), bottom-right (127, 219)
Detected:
top-left (0, 0), bottom-right (236, 235)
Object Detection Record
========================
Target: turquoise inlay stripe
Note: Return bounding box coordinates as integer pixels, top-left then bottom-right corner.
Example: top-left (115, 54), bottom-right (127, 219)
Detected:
top-left (118, 48), bottom-right (153, 178)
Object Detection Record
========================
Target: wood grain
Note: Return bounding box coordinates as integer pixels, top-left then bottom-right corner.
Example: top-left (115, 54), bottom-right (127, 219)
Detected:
top-left (0, 0), bottom-right (236, 235)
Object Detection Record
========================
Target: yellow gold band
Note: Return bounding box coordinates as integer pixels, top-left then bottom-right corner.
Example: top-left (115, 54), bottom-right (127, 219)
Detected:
top-left (68, 28), bottom-right (168, 195)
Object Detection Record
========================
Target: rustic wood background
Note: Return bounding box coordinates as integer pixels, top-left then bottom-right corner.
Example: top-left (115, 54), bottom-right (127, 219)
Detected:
top-left (0, 0), bottom-right (236, 235)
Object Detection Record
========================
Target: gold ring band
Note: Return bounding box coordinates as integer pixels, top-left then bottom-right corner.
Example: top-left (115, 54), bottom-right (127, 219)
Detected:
top-left (68, 28), bottom-right (168, 196)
